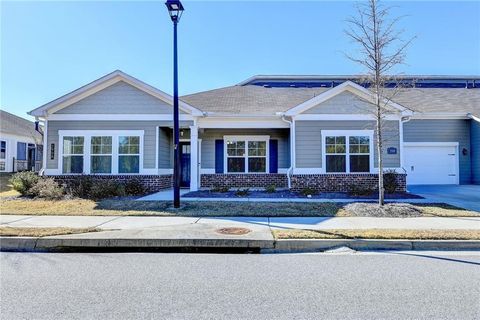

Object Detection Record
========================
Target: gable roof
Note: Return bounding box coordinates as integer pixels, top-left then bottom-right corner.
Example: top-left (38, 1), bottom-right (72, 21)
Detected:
top-left (284, 81), bottom-right (411, 116)
top-left (29, 70), bottom-right (203, 117)
top-left (0, 110), bottom-right (42, 140)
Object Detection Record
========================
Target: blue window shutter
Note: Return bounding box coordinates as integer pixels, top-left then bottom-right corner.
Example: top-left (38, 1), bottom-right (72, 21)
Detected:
top-left (269, 139), bottom-right (278, 173)
top-left (215, 140), bottom-right (224, 173)
top-left (17, 142), bottom-right (26, 160)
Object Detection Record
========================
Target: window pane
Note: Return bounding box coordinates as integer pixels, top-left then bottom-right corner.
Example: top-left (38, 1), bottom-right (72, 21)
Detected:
top-left (227, 141), bottom-right (245, 156)
top-left (359, 145), bottom-right (370, 153)
top-left (335, 145), bottom-right (346, 153)
top-left (349, 136), bottom-right (359, 144)
top-left (63, 156), bottom-right (83, 174)
top-left (326, 155), bottom-right (346, 173)
top-left (63, 136), bottom-right (84, 154)
top-left (119, 155), bottom-right (139, 173)
top-left (248, 158), bottom-right (266, 173)
top-left (326, 145), bottom-right (336, 154)
top-left (91, 156), bottom-right (112, 174)
top-left (119, 136), bottom-right (140, 155)
top-left (0, 141), bottom-right (5, 159)
top-left (349, 145), bottom-right (360, 153)
top-left (359, 136), bottom-right (370, 144)
top-left (326, 136), bottom-right (335, 144)
top-left (227, 158), bottom-right (245, 173)
top-left (248, 141), bottom-right (266, 156)
top-left (336, 136), bottom-right (346, 144)
top-left (350, 155), bottom-right (370, 172)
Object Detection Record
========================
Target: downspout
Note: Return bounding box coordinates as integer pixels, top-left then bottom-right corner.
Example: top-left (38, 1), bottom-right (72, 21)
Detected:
top-left (280, 114), bottom-right (293, 189)
top-left (37, 113), bottom-right (48, 176)
top-left (400, 116), bottom-right (411, 175)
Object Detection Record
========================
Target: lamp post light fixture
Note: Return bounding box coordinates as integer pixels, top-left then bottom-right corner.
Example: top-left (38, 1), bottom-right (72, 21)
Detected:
top-left (165, 0), bottom-right (184, 208)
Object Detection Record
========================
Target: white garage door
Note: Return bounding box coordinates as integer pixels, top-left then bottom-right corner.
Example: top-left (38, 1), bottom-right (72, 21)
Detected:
top-left (404, 144), bottom-right (458, 185)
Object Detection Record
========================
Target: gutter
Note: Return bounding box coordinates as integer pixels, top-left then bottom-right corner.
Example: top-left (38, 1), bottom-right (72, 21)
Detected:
top-left (467, 113), bottom-right (480, 123)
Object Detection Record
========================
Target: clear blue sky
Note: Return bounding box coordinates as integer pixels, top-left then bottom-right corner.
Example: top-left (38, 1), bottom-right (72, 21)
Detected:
top-left (1, 1), bottom-right (479, 120)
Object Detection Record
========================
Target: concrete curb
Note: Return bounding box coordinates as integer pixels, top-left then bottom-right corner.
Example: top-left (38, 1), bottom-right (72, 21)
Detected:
top-left (2, 236), bottom-right (480, 252)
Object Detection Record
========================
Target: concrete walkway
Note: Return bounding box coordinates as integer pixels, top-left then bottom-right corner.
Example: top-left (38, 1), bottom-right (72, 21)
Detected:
top-left (2, 215), bottom-right (479, 231)
top-left (408, 185), bottom-right (480, 212)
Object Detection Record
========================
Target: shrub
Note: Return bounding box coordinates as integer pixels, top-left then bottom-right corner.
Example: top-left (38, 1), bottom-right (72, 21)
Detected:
top-left (300, 187), bottom-right (317, 197)
top-left (383, 170), bottom-right (399, 194)
top-left (29, 178), bottom-right (64, 200)
top-left (124, 177), bottom-right (148, 196)
top-left (9, 171), bottom-right (40, 195)
top-left (89, 179), bottom-right (124, 200)
top-left (212, 185), bottom-right (229, 193)
top-left (348, 184), bottom-right (374, 196)
top-left (265, 184), bottom-right (276, 193)
top-left (68, 175), bottom-right (93, 198)
top-left (235, 188), bottom-right (250, 197)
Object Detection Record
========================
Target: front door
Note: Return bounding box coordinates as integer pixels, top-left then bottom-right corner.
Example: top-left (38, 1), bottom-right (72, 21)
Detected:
top-left (180, 142), bottom-right (191, 188)
top-left (27, 144), bottom-right (36, 171)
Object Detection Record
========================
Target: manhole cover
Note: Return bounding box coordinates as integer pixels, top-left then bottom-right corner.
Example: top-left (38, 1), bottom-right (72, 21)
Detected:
top-left (216, 227), bottom-right (252, 235)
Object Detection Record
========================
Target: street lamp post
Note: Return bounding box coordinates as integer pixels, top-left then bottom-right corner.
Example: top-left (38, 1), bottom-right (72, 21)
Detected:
top-left (165, 0), bottom-right (184, 208)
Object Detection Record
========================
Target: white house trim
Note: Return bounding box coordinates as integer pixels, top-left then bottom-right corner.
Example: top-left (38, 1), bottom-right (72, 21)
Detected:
top-left (284, 81), bottom-right (412, 116)
top-left (197, 117), bottom-right (289, 129)
top-left (223, 135), bottom-right (270, 174)
top-left (320, 129), bottom-right (375, 174)
top-left (46, 114), bottom-right (197, 122)
top-left (58, 130), bottom-right (145, 175)
top-left (293, 114), bottom-right (402, 121)
top-left (29, 70), bottom-right (203, 117)
top-left (411, 112), bottom-right (471, 120)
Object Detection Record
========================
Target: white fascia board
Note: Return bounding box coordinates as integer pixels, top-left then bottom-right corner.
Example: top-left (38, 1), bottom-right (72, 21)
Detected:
top-left (47, 114), bottom-right (197, 121)
top-left (468, 113), bottom-right (480, 122)
top-left (29, 70), bottom-right (203, 117)
top-left (198, 117), bottom-right (289, 128)
top-left (410, 112), bottom-right (470, 120)
top-left (293, 114), bottom-right (402, 121)
top-left (285, 81), bottom-right (409, 116)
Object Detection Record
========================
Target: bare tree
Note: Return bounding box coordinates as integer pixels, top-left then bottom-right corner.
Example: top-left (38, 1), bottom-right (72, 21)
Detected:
top-left (345, 0), bottom-right (414, 205)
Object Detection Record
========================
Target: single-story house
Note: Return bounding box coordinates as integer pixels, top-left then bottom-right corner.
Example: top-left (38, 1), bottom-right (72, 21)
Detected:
top-left (28, 70), bottom-right (480, 192)
top-left (0, 110), bottom-right (43, 173)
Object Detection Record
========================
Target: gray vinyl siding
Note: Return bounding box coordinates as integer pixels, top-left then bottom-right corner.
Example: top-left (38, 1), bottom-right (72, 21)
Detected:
top-left (403, 119), bottom-right (471, 184)
top-left (46, 120), bottom-right (193, 170)
top-left (471, 120), bottom-right (480, 184)
top-left (304, 92), bottom-right (378, 114)
top-left (199, 129), bottom-right (290, 169)
top-left (295, 120), bottom-right (400, 168)
top-left (158, 128), bottom-right (172, 169)
top-left (56, 81), bottom-right (185, 114)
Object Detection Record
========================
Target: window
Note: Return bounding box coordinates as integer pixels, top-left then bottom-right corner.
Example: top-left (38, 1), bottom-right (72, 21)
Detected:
top-left (118, 136), bottom-right (140, 173)
top-left (91, 136), bottom-right (112, 173)
top-left (0, 141), bottom-right (6, 159)
top-left (63, 136), bottom-right (84, 173)
top-left (324, 132), bottom-right (371, 173)
top-left (225, 137), bottom-right (267, 173)
top-left (349, 136), bottom-right (370, 172)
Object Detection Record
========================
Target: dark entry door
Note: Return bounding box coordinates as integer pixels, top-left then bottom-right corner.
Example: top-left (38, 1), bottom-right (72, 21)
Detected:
top-left (27, 144), bottom-right (36, 171)
top-left (179, 142), bottom-right (191, 188)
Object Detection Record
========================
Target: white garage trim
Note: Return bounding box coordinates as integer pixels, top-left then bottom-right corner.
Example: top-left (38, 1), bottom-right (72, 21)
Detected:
top-left (404, 142), bottom-right (459, 185)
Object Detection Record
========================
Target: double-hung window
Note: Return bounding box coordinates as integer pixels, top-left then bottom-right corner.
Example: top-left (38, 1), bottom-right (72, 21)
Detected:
top-left (324, 131), bottom-right (372, 173)
top-left (63, 136), bottom-right (84, 173)
top-left (91, 136), bottom-right (112, 174)
top-left (118, 136), bottom-right (140, 174)
top-left (225, 137), bottom-right (268, 173)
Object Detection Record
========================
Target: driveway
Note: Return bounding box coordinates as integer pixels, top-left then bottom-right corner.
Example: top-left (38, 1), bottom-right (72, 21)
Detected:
top-left (408, 185), bottom-right (480, 212)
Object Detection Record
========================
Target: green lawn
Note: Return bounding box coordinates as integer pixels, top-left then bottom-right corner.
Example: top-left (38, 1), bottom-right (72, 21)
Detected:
top-left (0, 198), bottom-right (478, 217)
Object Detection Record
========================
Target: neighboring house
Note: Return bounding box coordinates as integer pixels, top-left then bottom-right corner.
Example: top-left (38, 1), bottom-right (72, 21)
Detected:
top-left (0, 110), bottom-right (43, 173)
top-left (28, 71), bottom-right (480, 192)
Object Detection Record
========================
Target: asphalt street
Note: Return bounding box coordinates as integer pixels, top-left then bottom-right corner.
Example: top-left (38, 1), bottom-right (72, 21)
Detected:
top-left (1, 251), bottom-right (479, 320)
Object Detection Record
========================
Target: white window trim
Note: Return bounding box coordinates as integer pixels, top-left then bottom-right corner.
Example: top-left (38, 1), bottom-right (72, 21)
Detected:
top-left (58, 130), bottom-right (144, 175)
top-left (223, 135), bottom-right (270, 174)
top-left (321, 130), bottom-right (374, 174)
top-left (0, 140), bottom-right (6, 171)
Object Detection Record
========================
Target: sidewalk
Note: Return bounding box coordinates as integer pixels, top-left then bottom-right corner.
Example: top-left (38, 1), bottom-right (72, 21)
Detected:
top-left (2, 215), bottom-right (479, 252)
top-left (2, 215), bottom-right (480, 230)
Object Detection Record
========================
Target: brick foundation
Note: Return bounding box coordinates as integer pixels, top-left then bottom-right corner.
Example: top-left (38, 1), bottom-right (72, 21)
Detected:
top-left (200, 174), bottom-right (288, 189)
top-left (51, 175), bottom-right (173, 192)
top-left (290, 174), bottom-right (406, 192)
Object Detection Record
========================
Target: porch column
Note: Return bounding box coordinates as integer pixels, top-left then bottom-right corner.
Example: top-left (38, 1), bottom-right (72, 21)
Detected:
top-left (190, 125), bottom-right (199, 191)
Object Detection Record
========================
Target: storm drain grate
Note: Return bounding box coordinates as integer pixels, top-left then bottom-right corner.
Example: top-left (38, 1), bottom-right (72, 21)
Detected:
top-left (215, 227), bottom-right (252, 235)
